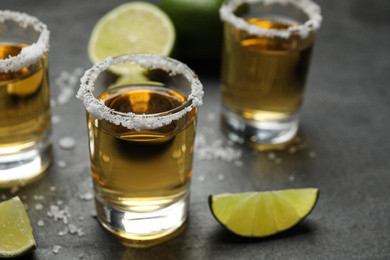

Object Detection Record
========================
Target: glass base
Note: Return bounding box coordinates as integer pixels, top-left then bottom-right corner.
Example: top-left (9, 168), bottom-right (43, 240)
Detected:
top-left (0, 136), bottom-right (52, 188)
top-left (95, 191), bottom-right (189, 248)
top-left (222, 105), bottom-right (298, 151)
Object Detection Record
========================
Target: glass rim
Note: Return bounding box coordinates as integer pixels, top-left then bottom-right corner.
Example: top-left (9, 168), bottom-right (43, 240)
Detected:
top-left (0, 10), bottom-right (50, 73)
top-left (219, 0), bottom-right (322, 38)
top-left (77, 53), bottom-right (204, 131)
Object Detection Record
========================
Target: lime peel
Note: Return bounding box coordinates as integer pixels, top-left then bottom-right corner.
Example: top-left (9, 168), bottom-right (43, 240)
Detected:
top-left (209, 188), bottom-right (319, 237)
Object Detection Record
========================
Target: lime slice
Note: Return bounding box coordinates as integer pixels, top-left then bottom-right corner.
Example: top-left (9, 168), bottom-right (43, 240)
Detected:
top-left (209, 188), bottom-right (319, 237)
top-left (0, 197), bottom-right (36, 258)
top-left (88, 1), bottom-right (175, 75)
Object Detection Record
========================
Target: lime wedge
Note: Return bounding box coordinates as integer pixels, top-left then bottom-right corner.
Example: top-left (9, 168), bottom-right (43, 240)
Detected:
top-left (209, 188), bottom-right (319, 237)
top-left (0, 197), bottom-right (36, 258)
top-left (88, 1), bottom-right (175, 75)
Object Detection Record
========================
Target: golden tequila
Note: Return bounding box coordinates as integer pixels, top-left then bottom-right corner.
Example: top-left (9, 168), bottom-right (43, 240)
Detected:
top-left (88, 85), bottom-right (196, 212)
top-left (0, 44), bottom-right (51, 155)
top-left (221, 17), bottom-right (316, 122)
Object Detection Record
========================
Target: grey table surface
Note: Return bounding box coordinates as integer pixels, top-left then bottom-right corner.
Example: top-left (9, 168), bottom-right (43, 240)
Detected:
top-left (1, 0), bottom-right (390, 259)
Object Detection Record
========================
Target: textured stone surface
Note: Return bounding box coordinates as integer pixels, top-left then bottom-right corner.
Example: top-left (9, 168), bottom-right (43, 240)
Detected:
top-left (1, 0), bottom-right (390, 259)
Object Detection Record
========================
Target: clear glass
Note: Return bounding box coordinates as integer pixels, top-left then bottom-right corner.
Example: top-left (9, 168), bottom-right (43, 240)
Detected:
top-left (220, 0), bottom-right (322, 150)
top-left (0, 11), bottom-right (52, 187)
top-left (77, 54), bottom-right (203, 247)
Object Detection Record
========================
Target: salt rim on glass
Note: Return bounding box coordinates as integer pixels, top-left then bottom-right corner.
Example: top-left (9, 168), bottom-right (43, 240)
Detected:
top-left (76, 54), bottom-right (204, 131)
top-left (0, 10), bottom-right (50, 73)
top-left (219, 0), bottom-right (322, 39)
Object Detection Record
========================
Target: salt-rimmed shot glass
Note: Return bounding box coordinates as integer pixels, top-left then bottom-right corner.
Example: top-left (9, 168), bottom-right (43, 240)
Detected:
top-left (77, 54), bottom-right (203, 247)
top-left (220, 0), bottom-right (322, 150)
top-left (0, 10), bottom-right (52, 187)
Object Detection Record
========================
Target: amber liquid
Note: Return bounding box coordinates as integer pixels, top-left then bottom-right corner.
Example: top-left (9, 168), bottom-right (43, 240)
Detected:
top-left (0, 43), bottom-right (51, 154)
top-left (221, 17), bottom-right (316, 121)
top-left (88, 85), bottom-right (197, 212)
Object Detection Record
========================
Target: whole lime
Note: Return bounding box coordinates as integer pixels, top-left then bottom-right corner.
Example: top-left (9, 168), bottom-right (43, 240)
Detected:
top-left (160, 0), bottom-right (224, 62)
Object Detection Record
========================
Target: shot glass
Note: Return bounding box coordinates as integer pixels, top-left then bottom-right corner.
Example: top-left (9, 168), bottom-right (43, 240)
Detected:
top-left (77, 54), bottom-right (203, 247)
top-left (220, 0), bottom-right (322, 150)
top-left (0, 10), bottom-right (52, 187)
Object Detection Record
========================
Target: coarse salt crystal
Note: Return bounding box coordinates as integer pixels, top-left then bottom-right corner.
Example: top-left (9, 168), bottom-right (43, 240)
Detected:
top-left (309, 151), bottom-right (317, 158)
top-left (57, 160), bottom-right (67, 168)
top-left (267, 152), bottom-right (276, 160)
top-left (79, 192), bottom-right (94, 201)
top-left (217, 174), bottom-right (225, 182)
top-left (35, 203), bottom-right (44, 211)
top-left (53, 245), bottom-right (61, 254)
top-left (52, 115), bottom-right (61, 124)
top-left (69, 224), bottom-right (78, 234)
top-left (58, 136), bottom-right (76, 150)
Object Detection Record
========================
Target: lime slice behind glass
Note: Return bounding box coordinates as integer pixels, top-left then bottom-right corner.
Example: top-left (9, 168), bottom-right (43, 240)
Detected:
top-left (88, 1), bottom-right (175, 75)
top-left (0, 196), bottom-right (36, 258)
top-left (209, 188), bottom-right (319, 237)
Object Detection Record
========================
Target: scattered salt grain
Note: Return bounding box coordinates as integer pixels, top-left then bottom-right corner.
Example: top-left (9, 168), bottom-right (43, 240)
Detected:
top-left (267, 152), bottom-right (276, 161)
top-left (217, 174), bottom-right (225, 182)
top-left (288, 146), bottom-right (297, 154)
top-left (1, 194), bottom-right (6, 200)
top-left (69, 224), bottom-right (78, 234)
top-left (52, 115), bottom-right (61, 124)
top-left (57, 160), bottom-right (67, 168)
top-left (58, 227), bottom-right (69, 236)
top-left (207, 112), bottom-right (216, 122)
top-left (57, 200), bottom-right (64, 206)
top-left (37, 220), bottom-right (45, 227)
top-left (34, 195), bottom-right (45, 200)
top-left (275, 158), bottom-right (282, 164)
top-left (63, 215), bottom-right (68, 225)
top-left (234, 160), bottom-right (244, 167)
top-left (90, 210), bottom-right (97, 218)
top-left (47, 205), bottom-right (71, 221)
top-left (289, 175), bottom-right (295, 182)
top-left (79, 192), bottom-right (94, 201)
top-left (50, 186), bottom-right (57, 192)
top-left (77, 228), bottom-right (85, 237)
top-left (35, 203), bottom-right (44, 211)
top-left (56, 68), bottom-right (84, 105)
top-left (58, 136), bottom-right (76, 150)
top-left (195, 133), bottom-right (242, 164)
top-left (198, 175), bottom-right (205, 182)
top-left (309, 151), bottom-right (317, 159)
top-left (53, 245), bottom-right (61, 254)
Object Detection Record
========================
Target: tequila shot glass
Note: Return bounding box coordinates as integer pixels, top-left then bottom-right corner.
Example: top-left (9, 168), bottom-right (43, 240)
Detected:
top-left (0, 10), bottom-right (52, 187)
top-left (77, 54), bottom-right (203, 247)
top-left (220, 0), bottom-right (322, 150)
